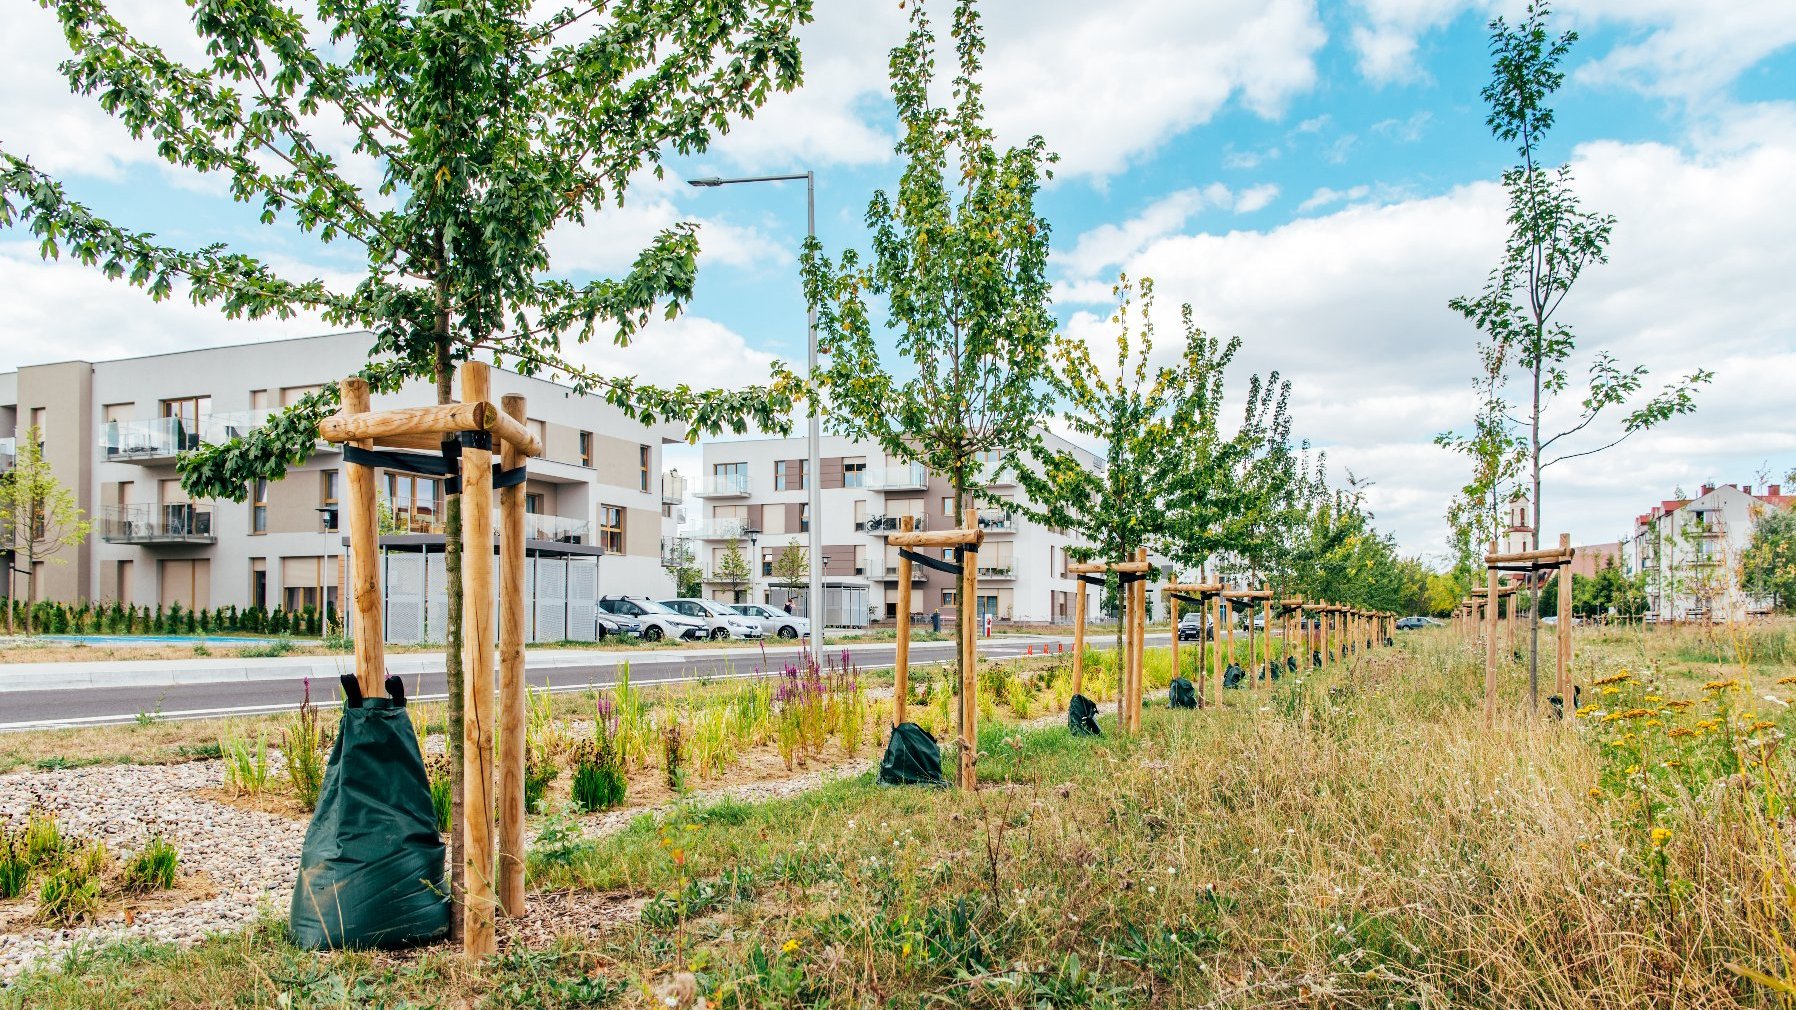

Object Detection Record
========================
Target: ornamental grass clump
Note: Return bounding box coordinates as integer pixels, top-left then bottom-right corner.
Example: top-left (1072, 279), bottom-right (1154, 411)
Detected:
top-left (122, 836), bottom-right (179, 893)
top-left (570, 721), bottom-right (627, 814)
top-left (282, 680), bottom-right (330, 811)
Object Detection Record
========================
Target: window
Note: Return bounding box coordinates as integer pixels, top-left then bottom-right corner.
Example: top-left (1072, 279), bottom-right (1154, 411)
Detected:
top-left (942, 496), bottom-right (958, 518)
top-left (320, 471), bottom-right (339, 531)
top-left (761, 551), bottom-right (775, 577)
top-left (942, 589), bottom-right (957, 606)
top-left (640, 445), bottom-right (651, 492)
top-left (579, 431), bottom-right (594, 467)
top-left (774, 461), bottom-right (789, 491)
top-left (29, 407), bottom-right (45, 448)
top-left (774, 460), bottom-right (808, 491)
top-left (599, 505), bottom-right (624, 553)
top-left (161, 395), bottom-right (211, 429)
top-left (279, 385), bottom-right (322, 407)
top-left (252, 479), bottom-right (269, 533)
top-left (250, 389), bottom-right (270, 410)
top-left (386, 474), bottom-right (444, 532)
top-left (525, 492), bottom-right (544, 515)
top-left (800, 503), bottom-right (810, 533)
top-left (843, 458), bottom-right (866, 488)
top-left (103, 403), bottom-right (134, 425)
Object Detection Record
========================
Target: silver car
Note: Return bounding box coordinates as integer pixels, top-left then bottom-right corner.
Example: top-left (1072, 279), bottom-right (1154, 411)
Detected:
top-left (729, 602), bottom-right (810, 640)
top-left (660, 598), bottom-right (765, 640)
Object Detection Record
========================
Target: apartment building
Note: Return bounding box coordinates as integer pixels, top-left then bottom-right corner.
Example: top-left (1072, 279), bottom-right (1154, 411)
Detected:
top-left (0, 332), bottom-right (684, 615)
top-left (1625, 482), bottom-right (1792, 622)
top-left (694, 432), bottom-right (1101, 625)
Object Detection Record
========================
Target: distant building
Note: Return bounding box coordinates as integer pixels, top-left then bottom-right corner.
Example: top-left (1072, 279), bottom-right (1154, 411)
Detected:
top-left (1625, 482), bottom-right (1792, 622)
top-left (1566, 541), bottom-right (1623, 580)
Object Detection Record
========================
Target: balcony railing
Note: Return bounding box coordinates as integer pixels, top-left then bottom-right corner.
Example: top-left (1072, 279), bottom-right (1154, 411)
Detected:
top-left (977, 509), bottom-right (1018, 533)
top-left (524, 513), bottom-right (589, 544)
top-left (694, 474), bottom-right (752, 498)
top-left (100, 418), bottom-right (200, 464)
top-left (661, 535), bottom-right (692, 569)
top-left (977, 564), bottom-right (1017, 580)
top-left (862, 514), bottom-right (925, 535)
top-left (660, 471), bottom-right (688, 504)
top-left (102, 503), bottom-right (216, 544)
top-left (1692, 519), bottom-right (1728, 537)
top-left (869, 563), bottom-right (928, 582)
top-left (690, 518), bottom-right (750, 540)
top-left (864, 463), bottom-right (929, 491)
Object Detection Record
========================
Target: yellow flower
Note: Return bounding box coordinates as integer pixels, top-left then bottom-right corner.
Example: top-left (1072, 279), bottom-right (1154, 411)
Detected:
top-left (782, 938), bottom-right (801, 955)
top-left (1651, 827), bottom-right (1672, 848)
top-left (1704, 679), bottom-right (1739, 692)
top-left (1602, 686), bottom-right (1620, 697)
top-left (1588, 787), bottom-right (1604, 799)
top-left (1625, 764), bottom-right (1641, 776)
top-left (1594, 672), bottom-right (1633, 687)
top-left (1666, 700), bottom-right (1693, 711)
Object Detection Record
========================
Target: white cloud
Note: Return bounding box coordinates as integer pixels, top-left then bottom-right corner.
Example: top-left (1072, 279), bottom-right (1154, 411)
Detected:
top-left (1058, 182), bottom-right (1280, 279)
top-left (1234, 184), bottom-right (1281, 213)
top-left (1297, 185), bottom-right (1371, 212)
top-left (546, 173), bottom-right (788, 278)
top-left (1092, 133), bottom-right (1796, 555)
top-left (556, 314), bottom-right (782, 395)
top-left (1373, 111), bottom-right (1434, 142)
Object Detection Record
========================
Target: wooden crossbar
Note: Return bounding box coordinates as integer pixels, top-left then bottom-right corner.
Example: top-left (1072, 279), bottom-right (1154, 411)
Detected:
top-left (321, 400), bottom-right (544, 458)
top-left (1164, 582), bottom-right (1224, 594)
top-left (889, 528), bottom-right (984, 548)
top-left (1484, 546), bottom-right (1575, 566)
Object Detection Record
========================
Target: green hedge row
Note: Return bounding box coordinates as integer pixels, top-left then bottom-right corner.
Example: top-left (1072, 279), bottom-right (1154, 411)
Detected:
top-left (3, 599), bottom-right (336, 637)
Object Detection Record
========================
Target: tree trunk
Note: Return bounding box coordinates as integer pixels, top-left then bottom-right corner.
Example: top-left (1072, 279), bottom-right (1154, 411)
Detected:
top-left (22, 559), bottom-right (33, 636)
top-left (953, 475), bottom-right (968, 786)
top-left (1528, 349), bottom-right (1542, 710)
top-left (434, 290), bottom-right (468, 943)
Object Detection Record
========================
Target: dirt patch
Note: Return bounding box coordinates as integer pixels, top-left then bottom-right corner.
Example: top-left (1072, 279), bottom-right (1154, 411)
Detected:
top-left (192, 786), bottom-right (311, 822)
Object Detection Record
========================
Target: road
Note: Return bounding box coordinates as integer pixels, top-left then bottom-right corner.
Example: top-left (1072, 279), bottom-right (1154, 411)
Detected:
top-left (0, 634), bottom-right (1162, 730)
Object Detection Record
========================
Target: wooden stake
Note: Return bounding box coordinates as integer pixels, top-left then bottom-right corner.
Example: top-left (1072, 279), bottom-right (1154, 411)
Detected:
top-left (959, 506), bottom-right (977, 788)
top-left (894, 516), bottom-right (914, 725)
top-left (1557, 532), bottom-right (1574, 713)
top-left (496, 393), bottom-right (527, 919)
top-left (1168, 591), bottom-right (1180, 688)
top-left (341, 377), bottom-right (385, 700)
top-left (1131, 547), bottom-right (1147, 731)
top-left (1262, 594), bottom-right (1272, 687)
top-left (1071, 575), bottom-right (1087, 698)
top-left (1484, 540), bottom-right (1500, 730)
top-left (1212, 591), bottom-right (1224, 706)
top-left (459, 361), bottom-right (497, 958)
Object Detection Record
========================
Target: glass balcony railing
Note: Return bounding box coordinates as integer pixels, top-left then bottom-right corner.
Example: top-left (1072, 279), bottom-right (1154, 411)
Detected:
top-left (524, 513), bottom-right (589, 544)
top-left (864, 464), bottom-right (929, 491)
top-left (862, 514), bottom-right (925, 535)
top-left (694, 474), bottom-right (752, 497)
top-left (689, 518), bottom-right (750, 540)
top-left (660, 472), bottom-right (688, 504)
top-left (977, 564), bottom-right (1017, 579)
top-left (869, 563), bottom-right (927, 582)
top-left (101, 503), bottom-right (216, 544)
top-left (100, 417), bottom-right (200, 463)
top-left (661, 535), bottom-right (692, 569)
top-left (977, 509), bottom-right (1018, 533)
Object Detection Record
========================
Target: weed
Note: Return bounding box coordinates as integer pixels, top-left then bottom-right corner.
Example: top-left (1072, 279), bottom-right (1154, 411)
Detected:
top-left (425, 755), bottom-right (453, 832)
top-left (220, 726), bottom-right (271, 796)
top-left (37, 863), bottom-right (101, 927)
top-left (570, 733), bottom-right (626, 814)
top-left (662, 721), bottom-right (686, 792)
top-left (0, 829), bottom-right (28, 899)
top-left (238, 635), bottom-right (294, 659)
top-left (22, 807), bottom-right (66, 867)
top-left (134, 693), bottom-right (166, 727)
top-left (191, 642), bottom-right (212, 657)
top-left (122, 836), bottom-right (179, 893)
top-left (282, 681), bottom-right (330, 811)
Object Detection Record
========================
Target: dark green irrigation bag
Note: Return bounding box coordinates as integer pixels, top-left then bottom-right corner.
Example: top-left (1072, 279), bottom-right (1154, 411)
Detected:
top-left (879, 722), bottom-right (947, 786)
top-left (1267, 662), bottom-right (1281, 682)
top-left (290, 675), bottom-right (449, 951)
top-left (1285, 655), bottom-right (1299, 675)
top-left (1223, 663), bottom-right (1246, 689)
top-left (1168, 677), bottom-right (1197, 709)
top-left (1067, 693), bottom-right (1102, 735)
top-left (1311, 649), bottom-right (1323, 668)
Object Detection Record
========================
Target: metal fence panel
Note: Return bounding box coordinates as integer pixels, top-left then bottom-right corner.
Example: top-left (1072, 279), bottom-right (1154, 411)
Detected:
top-left (386, 553), bottom-right (427, 644)
top-left (567, 558), bottom-right (598, 640)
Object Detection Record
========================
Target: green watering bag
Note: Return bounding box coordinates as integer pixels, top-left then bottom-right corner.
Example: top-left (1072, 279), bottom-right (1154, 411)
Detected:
top-left (1168, 677), bottom-right (1197, 709)
top-left (289, 675), bottom-right (449, 950)
top-left (879, 721), bottom-right (947, 786)
top-left (1067, 693), bottom-right (1102, 735)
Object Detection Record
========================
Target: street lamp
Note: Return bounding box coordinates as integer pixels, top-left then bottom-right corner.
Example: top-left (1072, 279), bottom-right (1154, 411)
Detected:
top-left (744, 527), bottom-right (761, 606)
top-left (687, 171), bottom-right (823, 651)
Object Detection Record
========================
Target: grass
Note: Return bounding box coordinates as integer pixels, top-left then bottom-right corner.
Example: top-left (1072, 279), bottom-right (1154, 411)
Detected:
top-left (9, 622), bottom-right (1796, 1007)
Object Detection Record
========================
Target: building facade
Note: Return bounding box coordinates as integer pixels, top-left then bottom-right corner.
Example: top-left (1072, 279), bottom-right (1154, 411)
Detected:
top-left (694, 433), bottom-right (1101, 626)
top-left (0, 332), bottom-right (684, 617)
top-left (1625, 482), bottom-right (1791, 622)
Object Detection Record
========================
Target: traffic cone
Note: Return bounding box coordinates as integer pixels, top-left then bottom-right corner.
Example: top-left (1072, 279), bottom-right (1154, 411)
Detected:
top-left (1026, 644), bottom-right (1034, 655)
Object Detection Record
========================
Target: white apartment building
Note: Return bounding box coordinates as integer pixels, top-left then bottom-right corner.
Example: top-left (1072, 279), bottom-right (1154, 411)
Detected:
top-left (0, 332), bottom-right (685, 617)
top-left (694, 432), bottom-right (1102, 626)
top-left (1625, 482), bottom-right (1791, 622)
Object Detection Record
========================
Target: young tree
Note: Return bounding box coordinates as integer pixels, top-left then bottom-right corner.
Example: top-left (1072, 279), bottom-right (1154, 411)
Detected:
top-left (714, 540), bottom-right (752, 605)
top-left (3, 0), bottom-right (812, 938)
top-left (0, 428), bottom-right (93, 635)
top-left (770, 539), bottom-right (808, 602)
top-left (803, 0), bottom-right (1057, 781)
top-left (1444, 1), bottom-right (1710, 702)
top-left (1745, 508), bottom-right (1796, 612)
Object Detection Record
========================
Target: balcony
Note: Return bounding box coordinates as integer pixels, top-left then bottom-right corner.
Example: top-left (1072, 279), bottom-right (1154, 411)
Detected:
top-left (102, 503), bottom-right (216, 545)
top-left (661, 535), bottom-right (692, 569)
top-left (694, 474), bottom-right (752, 498)
top-left (1692, 519), bottom-right (1728, 537)
top-left (864, 463), bottom-right (929, 491)
top-left (524, 513), bottom-right (589, 545)
top-left (100, 418), bottom-right (200, 464)
top-left (869, 563), bottom-right (928, 582)
top-left (690, 518), bottom-right (750, 540)
top-left (862, 514), bottom-right (925, 536)
top-left (0, 437), bottom-right (13, 472)
top-left (976, 564), bottom-right (1017, 580)
top-left (977, 509), bottom-right (1018, 534)
top-left (660, 471), bottom-right (688, 505)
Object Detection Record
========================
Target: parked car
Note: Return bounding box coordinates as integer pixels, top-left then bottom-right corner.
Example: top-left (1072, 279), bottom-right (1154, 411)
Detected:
top-left (596, 611), bottom-right (640, 639)
top-left (730, 603), bottom-right (810, 640)
top-left (598, 596), bottom-right (706, 642)
top-left (1177, 615), bottom-right (1215, 641)
top-left (1395, 616), bottom-right (1430, 630)
top-left (660, 598), bottom-right (764, 640)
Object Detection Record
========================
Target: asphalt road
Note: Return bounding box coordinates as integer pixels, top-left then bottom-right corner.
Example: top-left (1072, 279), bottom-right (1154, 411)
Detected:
top-left (0, 635), bottom-right (1155, 730)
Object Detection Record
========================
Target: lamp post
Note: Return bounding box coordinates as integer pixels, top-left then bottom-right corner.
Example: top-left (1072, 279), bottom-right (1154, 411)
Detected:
top-left (688, 172), bottom-right (822, 653)
top-left (743, 527), bottom-right (761, 607)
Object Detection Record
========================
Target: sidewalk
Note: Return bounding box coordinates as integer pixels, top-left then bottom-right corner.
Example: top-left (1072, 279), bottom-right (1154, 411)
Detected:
top-left (0, 635), bottom-right (1079, 694)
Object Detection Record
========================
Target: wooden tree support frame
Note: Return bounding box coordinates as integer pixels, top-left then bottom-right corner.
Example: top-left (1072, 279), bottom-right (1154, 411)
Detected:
top-left (322, 361), bottom-right (542, 961)
top-left (1481, 534), bottom-right (1576, 727)
top-left (1165, 582), bottom-right (1224, 707)
top-left (890, 519), bottom-right (985, 787)
top-left (1068, 555), bottom-right (1152, 732)
top-left (1222, 588), bottom-right (1272, 688)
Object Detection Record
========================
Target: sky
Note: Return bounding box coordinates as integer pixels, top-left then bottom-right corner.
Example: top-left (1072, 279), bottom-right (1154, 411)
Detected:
top-left (2, 0), bottom-right (1793, 565)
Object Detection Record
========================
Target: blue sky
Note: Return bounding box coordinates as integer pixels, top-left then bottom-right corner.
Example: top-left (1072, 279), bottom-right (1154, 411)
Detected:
top-left (3, 0), bottom-right (1794, 562)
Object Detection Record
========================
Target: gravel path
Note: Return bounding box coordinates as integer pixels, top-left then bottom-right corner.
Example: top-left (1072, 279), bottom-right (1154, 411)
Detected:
top-left (0, 750), bottom-right (878, 983)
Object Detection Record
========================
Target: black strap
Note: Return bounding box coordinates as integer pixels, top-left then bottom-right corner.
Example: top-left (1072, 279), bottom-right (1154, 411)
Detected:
top-left (1117, 570), bottom-right (1148, 585)
top-left (342, 441), bottom-right (527, 494)
top-left (899, 547), bottom-right (962, 577)
top-left (1077, 574), bottom-right (1106, 588)
top-left (494, 465), bottom-right (527, 490)
top-left (1171, 592), bottom-right (1205, 607)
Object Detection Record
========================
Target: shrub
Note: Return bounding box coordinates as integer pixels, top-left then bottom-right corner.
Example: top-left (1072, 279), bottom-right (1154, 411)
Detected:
top-left (661, 721), bottom-right (686, 791)
top-left (570, 732), bottom-right (627, 813)
top-left (123, 836), bottom-right (179, 892)
top-left (240, 635), bottom-right (294, 659)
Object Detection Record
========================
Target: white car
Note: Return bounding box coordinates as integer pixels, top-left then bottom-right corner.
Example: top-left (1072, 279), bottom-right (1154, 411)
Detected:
top-left (660, 598), bottom-right (765, 640)
top-left (730, 603), bottom-right (810, 640)
top-left (598, 596), bottom-right (706, 642)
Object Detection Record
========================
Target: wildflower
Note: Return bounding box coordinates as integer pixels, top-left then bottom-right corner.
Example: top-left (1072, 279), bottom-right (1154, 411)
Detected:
top-left (1666, 700), bottom-right (1693, 711)
top-left (1625, 765), bottom-right (1640, 776)
top-left (1704, 679), bottom-right (1739, 693)
top-left (1650, 827), bottom-right (1672, 848)
top-left (1601, 687), bottom-right (1620, 697)
top-left (1587, 787), bottom-right (1603, 799)
top-left (901, 942), bottom-right (912, 958)
top-left (1593, 673), bottom-right (1632, 687)
top-left (782, 938), bottom-right (801, 955)
top-left (1779, 676), bottom-right (1796, 686)
top-left (1644, 695), bottom-right (1664, 704)
top-left (1667, 727), bottom-right (1695, 739)
top-left (1750, 720), bottom-right (1777, 732)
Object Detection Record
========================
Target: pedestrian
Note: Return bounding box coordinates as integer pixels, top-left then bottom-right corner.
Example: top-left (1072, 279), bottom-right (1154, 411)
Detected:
top-left (783, 598), bottom-right (794, 616)
top-left (930, 609), bottom-right (941, 634)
